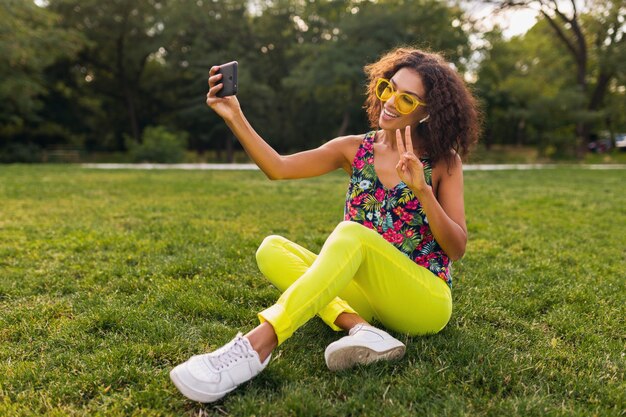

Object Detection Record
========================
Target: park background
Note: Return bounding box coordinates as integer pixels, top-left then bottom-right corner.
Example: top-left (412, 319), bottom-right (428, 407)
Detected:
top-left (1, 0), bottom-right (625, 164)
top-left (1, 1), bottom-right (625, 417)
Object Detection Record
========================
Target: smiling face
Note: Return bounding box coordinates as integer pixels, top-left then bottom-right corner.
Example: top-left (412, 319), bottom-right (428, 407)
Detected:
top-left (378, 67), bottom-right (429, 131)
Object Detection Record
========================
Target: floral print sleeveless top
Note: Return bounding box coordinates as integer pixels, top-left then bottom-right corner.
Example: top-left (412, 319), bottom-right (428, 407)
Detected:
top-left (344, 131), bottom-right (452, 288)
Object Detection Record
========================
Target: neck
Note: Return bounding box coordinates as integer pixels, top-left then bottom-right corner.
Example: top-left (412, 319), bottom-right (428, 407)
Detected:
top-left (378, 128), bottom-right (420, 152)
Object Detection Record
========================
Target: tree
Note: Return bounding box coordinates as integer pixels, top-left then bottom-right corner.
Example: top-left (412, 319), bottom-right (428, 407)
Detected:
top-left (158, 0), bottom-right (260, 160)
top-left (0, 0), bottom-right (84, 159)
top-left (47, 0), bottom-right (174, 148)
top-left (476, 23), bottom-right (586, 154)
top-left (281, 0), bottom-right (472, 148)
top-left (489, 0), bottom-right (626, 153)
top-left (1, 0), bottom-right (481, 161)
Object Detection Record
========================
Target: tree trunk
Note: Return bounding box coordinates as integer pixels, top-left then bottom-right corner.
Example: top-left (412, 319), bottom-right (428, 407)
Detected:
top-left (498, 0), bottom-right (620, 157)
top-left (336, 110), bottom-right (350, 137)
top-left (589, 72), bottom-right (612, 112)
top-left (576, 72), bottom-right (611, 156)
top-left (606, 115), bottom-right (615, 148)
top-left (123, 88), bottom-right (140, 142)
top-left (538, 2), bottom-right (590, 155)
top-left (115, 10), bottom-right (140, 144)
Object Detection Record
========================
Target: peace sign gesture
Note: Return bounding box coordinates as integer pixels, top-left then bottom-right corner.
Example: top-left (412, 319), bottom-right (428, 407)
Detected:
top-left (395, 126), bottom-right (429, 193)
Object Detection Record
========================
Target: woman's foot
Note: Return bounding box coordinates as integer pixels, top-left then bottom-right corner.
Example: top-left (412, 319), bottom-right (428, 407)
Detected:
top-left (324, 324), bottom-right (405, 371)
top-left (170, 333), bottom-right (271, 403)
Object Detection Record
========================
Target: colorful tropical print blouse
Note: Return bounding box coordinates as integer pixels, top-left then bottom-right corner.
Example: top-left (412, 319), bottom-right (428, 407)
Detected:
top-left (344, 131), bottom-right (452, 288)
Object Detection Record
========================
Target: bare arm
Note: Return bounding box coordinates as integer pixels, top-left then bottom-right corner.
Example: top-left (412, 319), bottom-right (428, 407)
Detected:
top-left (207, 66), bottom-right (353, 179)
top-left (396, 126), bottom-right (467, 260)
top-left (224, 112), bottom-right (354, 179)
top-left (413, 155), bottom-right (467, 261)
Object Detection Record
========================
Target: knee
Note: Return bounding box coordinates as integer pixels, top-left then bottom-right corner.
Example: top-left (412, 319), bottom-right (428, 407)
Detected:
top-left (255, 235), bottom-right (287, 271)
top-left (334, 221), bottom-right (370, 240)
top-left (326, 221), bottom-right (371, 249)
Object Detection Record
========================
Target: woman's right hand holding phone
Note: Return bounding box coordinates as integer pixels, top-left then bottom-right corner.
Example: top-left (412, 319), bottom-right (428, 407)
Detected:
top-left (207, 66), bottom-right (241, 121)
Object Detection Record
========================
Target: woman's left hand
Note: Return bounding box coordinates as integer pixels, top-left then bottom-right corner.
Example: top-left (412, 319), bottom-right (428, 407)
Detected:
top-left (395, 126), bottom-right (430, 194)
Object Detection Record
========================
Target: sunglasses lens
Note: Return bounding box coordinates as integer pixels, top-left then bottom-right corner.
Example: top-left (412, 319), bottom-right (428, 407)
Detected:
top-left (396, 94), bottom-right (417, 114)
top-left (376, 78), bottom-right (423, 114)
top-left (376, 80), bottom-right (393, 101)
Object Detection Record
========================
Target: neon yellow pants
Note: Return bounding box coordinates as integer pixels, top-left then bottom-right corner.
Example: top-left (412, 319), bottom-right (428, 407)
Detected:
top-left (256, 221), bottom-right (452, 345)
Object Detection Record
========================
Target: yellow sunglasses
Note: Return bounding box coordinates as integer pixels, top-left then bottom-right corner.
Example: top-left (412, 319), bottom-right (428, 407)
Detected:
top-left (375, 78), bottom-right (426, 114)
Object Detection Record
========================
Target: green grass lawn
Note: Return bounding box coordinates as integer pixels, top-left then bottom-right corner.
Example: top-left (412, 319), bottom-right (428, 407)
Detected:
top-left (0, 165), bottom-right (624, 416)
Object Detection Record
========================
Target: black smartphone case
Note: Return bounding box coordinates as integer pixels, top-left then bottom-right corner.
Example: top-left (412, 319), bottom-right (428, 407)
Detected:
top-left (216, 61), bottom-right (238, 97)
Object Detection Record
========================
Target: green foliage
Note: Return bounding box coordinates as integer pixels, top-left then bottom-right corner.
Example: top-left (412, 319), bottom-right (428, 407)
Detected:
top-left (281, 0), bottom-right (470, 144)
top-left (127, 126), bottom-right (188, 163)
top-left (0, 0), bottom-right (474, 160)
top-left (46, 0), bottom-right (181, 149)
top-left (0, 166), bottom-right (624, 416)
top-left (476, 23), bottom-right (581, 150)
top-left (475, 1), bottom-right (626, 155)
top-left (2, 0), bottom-right (623, 161)
top-left (0, 142), bottom-right (42, 163)
top-left (0, 0), bottom-right (85, 151)
top-left (0, 1), bottom-right (83, 118)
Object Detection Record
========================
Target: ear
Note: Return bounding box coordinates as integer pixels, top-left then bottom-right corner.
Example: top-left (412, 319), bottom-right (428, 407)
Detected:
top-left (419, 114), bottom-right (430, 124)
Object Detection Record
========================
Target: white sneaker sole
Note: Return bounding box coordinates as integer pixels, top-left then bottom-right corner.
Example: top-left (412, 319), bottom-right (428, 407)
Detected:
top-left (325, 343), bottom-right (406, 371)
top-left (169, 365), bottom-right (235, 403)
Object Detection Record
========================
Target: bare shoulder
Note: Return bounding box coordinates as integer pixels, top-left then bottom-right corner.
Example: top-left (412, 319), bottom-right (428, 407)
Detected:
top-left (325, 134), bottom-right (364, 149)
top-left (432, 151), bottom-right (463, 195)
top-left (434, 151), bottom-right (463, 178)
top-left (323, 134), bottom-right (366, 173)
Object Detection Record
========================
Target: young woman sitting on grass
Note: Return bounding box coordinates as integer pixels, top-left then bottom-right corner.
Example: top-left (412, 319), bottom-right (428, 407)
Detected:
top-left (170, 47), bottom-right (481, 403)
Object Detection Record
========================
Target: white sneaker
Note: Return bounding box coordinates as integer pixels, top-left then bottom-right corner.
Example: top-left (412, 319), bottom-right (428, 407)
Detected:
top-left (170, 333), bottom-right (270, 403)
top-left (324, 324), bottom-right (405, 371)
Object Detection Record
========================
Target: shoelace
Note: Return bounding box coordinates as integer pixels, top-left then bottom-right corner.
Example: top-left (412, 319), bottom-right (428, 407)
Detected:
top-left (209, 337), bottom-right (254, 371)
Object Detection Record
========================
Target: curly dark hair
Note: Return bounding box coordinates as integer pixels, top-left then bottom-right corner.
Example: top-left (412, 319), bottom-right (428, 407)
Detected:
top-left (364, 47), bottom-right (481, 165)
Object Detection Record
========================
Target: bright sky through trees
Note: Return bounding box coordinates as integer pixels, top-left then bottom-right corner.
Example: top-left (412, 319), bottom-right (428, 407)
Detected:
top-left (471, 6), bottom-right (538, 37)
top-left (33, 0), bottom-right (539, 38)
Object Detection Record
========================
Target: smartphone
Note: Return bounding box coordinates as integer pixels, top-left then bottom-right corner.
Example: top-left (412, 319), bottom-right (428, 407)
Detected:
top-left (216, 61), bottom-right (238, 97)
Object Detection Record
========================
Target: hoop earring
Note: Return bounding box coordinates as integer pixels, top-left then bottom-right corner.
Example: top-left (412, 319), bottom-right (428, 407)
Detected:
top-left (419, 115), bottom-right (430, 124)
